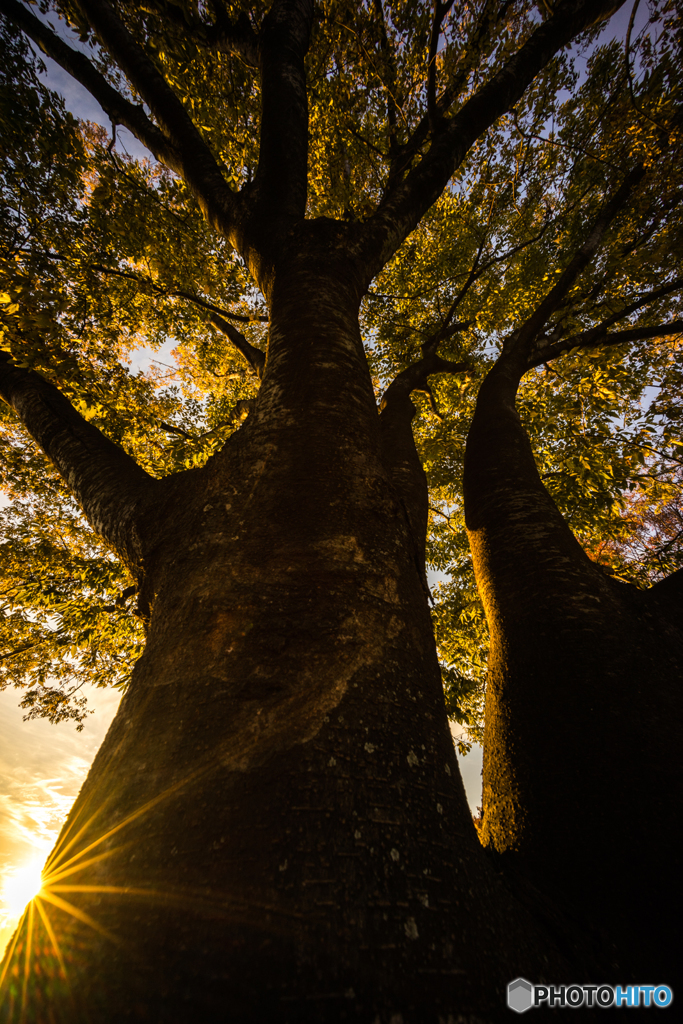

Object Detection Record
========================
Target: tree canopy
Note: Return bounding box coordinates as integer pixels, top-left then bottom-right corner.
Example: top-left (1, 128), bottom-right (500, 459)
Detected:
top-left (1, 0), bottom-right (681, 744)
top-left (1, 1), bottom-right (682, 1018)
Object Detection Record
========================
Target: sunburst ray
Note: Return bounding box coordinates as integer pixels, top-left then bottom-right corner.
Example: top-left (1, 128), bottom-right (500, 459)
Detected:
top-left (42, 844), bottom-right (132, 888)
top-left (0, 906), bottom-right (28, 996)
top-left (33, 897), bottom-right (68, 983)
top-left (44, 795), bottom-right (114, 876)
top-left (20, 901), bottom-right (33, 1024)
top-left (38, 891), bottom-right (120, 947)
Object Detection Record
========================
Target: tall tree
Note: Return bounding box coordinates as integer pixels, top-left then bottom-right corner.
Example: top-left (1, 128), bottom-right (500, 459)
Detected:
top-left (1, 1), bottom-right (680, 1021)
top-left (462, 67), bottom-right (683, 984)
top-left (367, 12), bottom-right (683, 741)
top-left (370, 13), bottom-right (683, 981)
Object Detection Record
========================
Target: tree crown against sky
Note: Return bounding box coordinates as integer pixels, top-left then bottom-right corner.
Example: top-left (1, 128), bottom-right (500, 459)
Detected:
top-left (0, 1), bottom-right (682, 1019)
top-left (0, 0), bottom-right (681, 744)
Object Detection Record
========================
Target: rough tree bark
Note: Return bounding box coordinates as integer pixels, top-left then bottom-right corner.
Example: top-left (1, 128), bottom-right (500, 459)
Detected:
top-left (0, 237), bottom-right (574, 1024)
top-left (0, 0), bottom-right (640, 1019)
top-left (466, 354), bottom-right (683, 985)
top-left (464, 174), bottom-right (683, 986)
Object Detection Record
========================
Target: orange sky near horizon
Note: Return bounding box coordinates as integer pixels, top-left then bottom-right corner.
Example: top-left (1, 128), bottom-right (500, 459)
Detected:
top-left (0, 683), bottom-right (122, 958)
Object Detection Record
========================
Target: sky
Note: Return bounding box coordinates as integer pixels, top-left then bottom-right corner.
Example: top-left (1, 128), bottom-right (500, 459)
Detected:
top-left (0, 682), bottom-right (122, 957)
top-left (0, 16), bottom-right (146, 953)
top-left (0, 0), bottom-right (650, 961)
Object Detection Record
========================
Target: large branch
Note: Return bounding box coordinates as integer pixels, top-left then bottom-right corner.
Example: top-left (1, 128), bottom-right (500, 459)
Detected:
top-left (379, 339), bottom-right (469, 594)
top-left (466, 162), bottom-right (649, 489)
top-left (0, 352), bottom-right (155, 568)
top-left (0, 0), bottom-right (172, 161)
top-left (529, 319), bottom-right (683, 369)
top-left (249, 0), bottom-right (313, 246)
top-left (359, 0), bottom-right (626, 278)
top-left (507, 163), bottom-right (646, 364)
top-left (383, 0), bottom-right (511, 187)
top-left (0, 0), bottom-right (241, 240)
top-left (527, 276), bottom-right (683, 367)
top-left (206, 312), bottom-right (266, 378)
top-left (77, 0), bottom-right (240, 234)
top-left (380, 351), bottom-right (469, 415)
top-left (141, 0), bottom-right (259, 65)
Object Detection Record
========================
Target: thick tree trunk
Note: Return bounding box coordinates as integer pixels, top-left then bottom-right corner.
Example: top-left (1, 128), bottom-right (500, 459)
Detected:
top-left (2, 252), bottom-right (571, 1023)
top-left (464, 356), bottom-right (683, 982)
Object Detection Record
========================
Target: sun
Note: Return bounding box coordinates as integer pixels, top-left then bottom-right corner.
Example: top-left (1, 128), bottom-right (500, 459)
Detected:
top-left (2, 860), bottom-right (44, 918)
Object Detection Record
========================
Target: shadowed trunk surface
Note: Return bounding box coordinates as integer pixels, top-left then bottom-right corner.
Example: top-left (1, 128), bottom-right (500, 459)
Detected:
top-left (1, 255), bottom-right (575, 1023)
top-left (465, 354), bottom-right (683, 983)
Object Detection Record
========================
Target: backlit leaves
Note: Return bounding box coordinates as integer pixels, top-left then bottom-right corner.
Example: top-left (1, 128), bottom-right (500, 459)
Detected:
top-left (1, 2), bottom-right (681, 743)
top-left (365, 13), bottom-right (683, 744)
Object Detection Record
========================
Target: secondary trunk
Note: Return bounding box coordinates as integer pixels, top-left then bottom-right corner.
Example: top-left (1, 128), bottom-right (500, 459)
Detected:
top-left (1, 253), bottom-right (571, 1023)
top-left (464, 355), bottom-right (683, 983)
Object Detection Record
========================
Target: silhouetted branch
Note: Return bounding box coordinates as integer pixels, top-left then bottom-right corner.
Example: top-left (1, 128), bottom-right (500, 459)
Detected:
top-left (251, 0), bottom-right (314, 242)
top-left (77, 0), bottom-right (239, 229)
top-left (160, 421), bottom-right (194, 439)
top-left (508, 162), bottom-right (646, 365)
top-left (0, 0), bottom-right (175, 166)
top-left (361, 0), bottom-right (627, 279)
top-left (0, 0), bottom-right (241, 240)
top-left (206, 312), bottom-right (266, 378)
top-left (427, 0), bottom-right (455, 128)
top-left (0, 352), bottom-right (154, 566)
top-left (90, 262), bottom-right (267, 326)
top-left (391, 0), bottom-right (512, 180)
top-left (528, 276), bottom-right (683, 367)
top-left (531, 319), bottom-right (683, 369)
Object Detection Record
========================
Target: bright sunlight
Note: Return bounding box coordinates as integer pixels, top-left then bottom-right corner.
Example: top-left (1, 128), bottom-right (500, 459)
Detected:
top-left (2, 859), bottom-right (44, 918)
